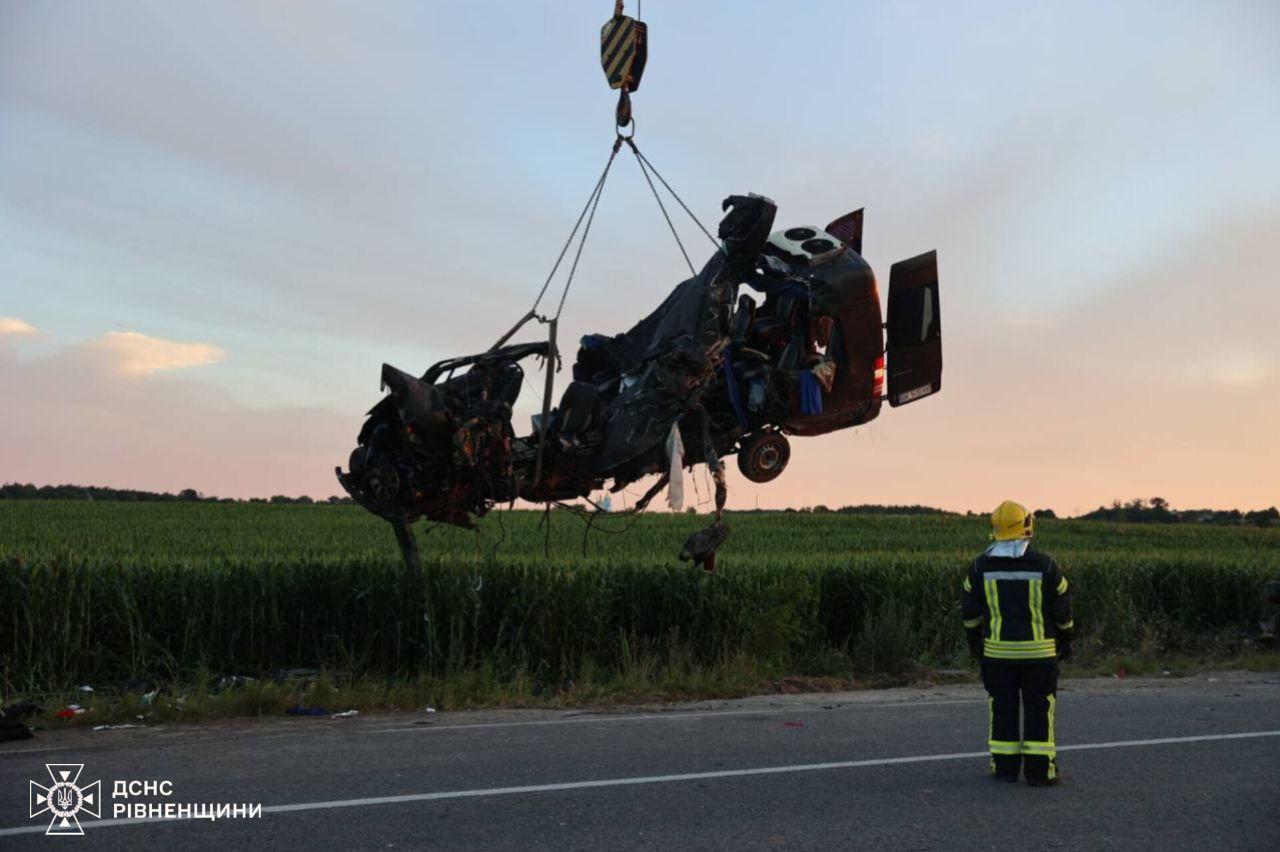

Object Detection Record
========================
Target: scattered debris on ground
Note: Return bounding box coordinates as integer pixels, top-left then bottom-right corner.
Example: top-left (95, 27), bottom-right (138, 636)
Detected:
top-left (0, 702), bottom-right (41, 742)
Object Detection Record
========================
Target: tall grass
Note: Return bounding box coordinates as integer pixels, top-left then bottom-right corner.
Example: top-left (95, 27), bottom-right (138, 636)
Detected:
top-left (0, 502), bottom-right (1276, 693)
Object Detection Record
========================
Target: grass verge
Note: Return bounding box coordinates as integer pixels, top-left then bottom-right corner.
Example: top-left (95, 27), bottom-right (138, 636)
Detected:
top-left (11, 647), bottom-right (1278, 732)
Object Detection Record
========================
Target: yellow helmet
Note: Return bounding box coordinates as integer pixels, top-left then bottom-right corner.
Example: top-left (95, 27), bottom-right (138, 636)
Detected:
top-left (991, 500), bottom-right (1034, 541)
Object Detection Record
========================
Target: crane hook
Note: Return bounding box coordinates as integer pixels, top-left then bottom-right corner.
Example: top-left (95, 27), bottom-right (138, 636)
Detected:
top-left (601, 0), bottom-right (648, 129)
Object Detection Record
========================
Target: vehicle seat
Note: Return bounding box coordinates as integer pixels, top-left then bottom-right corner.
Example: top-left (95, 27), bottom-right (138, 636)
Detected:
top-left (550, 381), bottom-right (604, 447)
top-left (732, 294), bottom-right (756, 340)
top-left (750, 295), bottom-right (807, 369)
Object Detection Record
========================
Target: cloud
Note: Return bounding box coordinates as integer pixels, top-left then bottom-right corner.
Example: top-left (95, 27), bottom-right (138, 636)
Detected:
top-left (0, 317), bottom-right (38, 336)
top-left (86, 330), bottom-right (227, 376)
top-left (0, 336), bottom-right (354, 500)
top-left (1186, 352), bottom-right (1272, 389)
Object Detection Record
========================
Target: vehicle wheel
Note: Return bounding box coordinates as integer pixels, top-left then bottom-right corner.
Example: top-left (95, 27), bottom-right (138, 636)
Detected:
top-left (737, 432), bottom-right (790, 483)
top-left (365, 460), bottom-right (401, 502)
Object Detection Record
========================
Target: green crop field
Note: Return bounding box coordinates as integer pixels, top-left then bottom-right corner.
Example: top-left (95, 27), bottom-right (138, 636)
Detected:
top-left (2, 501), bottom-right (1277, 698)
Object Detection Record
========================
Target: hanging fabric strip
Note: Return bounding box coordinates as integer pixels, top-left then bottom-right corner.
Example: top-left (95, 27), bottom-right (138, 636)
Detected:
top-left (665, 423), bottom-right (685, 510)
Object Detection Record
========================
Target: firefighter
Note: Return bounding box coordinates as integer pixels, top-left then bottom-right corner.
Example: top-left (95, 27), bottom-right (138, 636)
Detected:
top-left (960, 500), bottom-right (1074, 786)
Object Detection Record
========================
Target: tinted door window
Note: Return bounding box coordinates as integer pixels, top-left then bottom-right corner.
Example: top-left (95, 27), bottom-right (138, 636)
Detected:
top-left (888, 283), bottom-right (938, 346)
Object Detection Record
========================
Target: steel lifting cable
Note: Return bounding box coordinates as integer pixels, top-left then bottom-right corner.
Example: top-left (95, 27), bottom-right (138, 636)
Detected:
top-left (530, 138), bottom-right (623, 485)
top-left (628, 143), bottom-right (721, 252)
top-left (541, 135), bottom-right (724, 326)
top-left (489, 142), bottom-right (621, 353)
top-left (624, 138), bottom-right (694, 274)
top-left (537, 145), bottom-right (620, 319)
top-left (503, 99), bottom-right (719, 339)
top-left (553, 139), bottom-right (620, 321)
top-left (498, 93), bottom-right (722, 487)
top-left (526, 134), bottom-right (722, 486)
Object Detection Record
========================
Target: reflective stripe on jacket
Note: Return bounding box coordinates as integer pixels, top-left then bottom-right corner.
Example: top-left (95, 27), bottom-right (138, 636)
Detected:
top-left (960, 548), bottom-right (1073, 661)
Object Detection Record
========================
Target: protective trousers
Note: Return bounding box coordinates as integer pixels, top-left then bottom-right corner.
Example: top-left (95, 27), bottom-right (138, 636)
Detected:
top-left (981, 659), bottom-right (1058, 782)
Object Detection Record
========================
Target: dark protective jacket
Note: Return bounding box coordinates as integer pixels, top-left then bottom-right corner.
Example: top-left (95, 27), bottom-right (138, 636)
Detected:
top-left (960, 547), bottom-right (1074, 662)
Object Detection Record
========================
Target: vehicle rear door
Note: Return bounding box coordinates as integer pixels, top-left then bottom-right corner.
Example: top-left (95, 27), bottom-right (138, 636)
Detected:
top-left (885, 250), bottom-right (941, 406)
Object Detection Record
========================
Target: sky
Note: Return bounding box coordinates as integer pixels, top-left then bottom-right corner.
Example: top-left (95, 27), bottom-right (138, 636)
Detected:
top-left (1, 0), bottom-right (1277, 515)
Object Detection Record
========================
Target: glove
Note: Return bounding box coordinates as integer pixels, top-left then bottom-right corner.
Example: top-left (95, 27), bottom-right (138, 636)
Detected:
top-left (966, 627), bottom-right (983, 659)
top-left (1056, 630), bottom-right (1074, 662)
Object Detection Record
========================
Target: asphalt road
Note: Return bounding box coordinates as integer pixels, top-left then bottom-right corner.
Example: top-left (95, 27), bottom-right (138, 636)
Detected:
top-left (1, 672), bottom-right (1278, 850)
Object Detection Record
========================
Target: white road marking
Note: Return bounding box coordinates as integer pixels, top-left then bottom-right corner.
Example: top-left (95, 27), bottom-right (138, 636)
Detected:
top-left (1, 729), bottom-right (1277, 837)
top-left (363, 698), bottom-right (987, 735)
top-left (1058, 732), bottom-right (1280, 753)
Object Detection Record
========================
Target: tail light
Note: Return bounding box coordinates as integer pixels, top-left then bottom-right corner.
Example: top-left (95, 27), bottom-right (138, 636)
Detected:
top-left (873, 355), bottom-right (885, 400)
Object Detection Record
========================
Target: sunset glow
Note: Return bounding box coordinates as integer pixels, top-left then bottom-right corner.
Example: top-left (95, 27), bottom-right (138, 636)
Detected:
top-left (2, 2), bottom-right (1276, 514)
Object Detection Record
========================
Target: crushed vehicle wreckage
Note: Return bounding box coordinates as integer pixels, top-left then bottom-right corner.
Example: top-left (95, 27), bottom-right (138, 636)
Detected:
top-left (337, 193), bottom-right (942, 574)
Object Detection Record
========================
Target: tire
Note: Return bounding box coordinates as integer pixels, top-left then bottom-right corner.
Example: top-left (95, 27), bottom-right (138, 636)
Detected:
top-left (365, 459), bottom-right (402, 502)
top-left (737, 432), bottom-right (790, 483)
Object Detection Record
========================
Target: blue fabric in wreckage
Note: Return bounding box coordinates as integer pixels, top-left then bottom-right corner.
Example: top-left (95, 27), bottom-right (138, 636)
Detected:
top-left (799, 370), bottom-right (823, 415)
top-left (722, 348), bottom-right (750, 428)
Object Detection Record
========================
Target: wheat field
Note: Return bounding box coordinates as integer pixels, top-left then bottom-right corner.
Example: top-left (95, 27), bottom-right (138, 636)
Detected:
top-left (2, 501), bottom-right (1276, 693)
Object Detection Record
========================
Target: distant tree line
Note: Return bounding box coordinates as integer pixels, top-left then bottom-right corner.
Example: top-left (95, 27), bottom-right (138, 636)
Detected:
top-left (1, 485), bottom-right (1274, 526)
top-left (774, 500), bottom-right (1275, 526)
top-left (786, 504), bottom-right (954, 516)
top-left (1079, 497), bottom-right (1278, 527)
top-left (0, 483), bottom-right (353, 505)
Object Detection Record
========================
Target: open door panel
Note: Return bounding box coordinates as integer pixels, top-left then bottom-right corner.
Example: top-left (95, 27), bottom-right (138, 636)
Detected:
top-left (825, 208), bottom-right (864, 255)
top-left (885, 250), bottom-right (941, 407)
